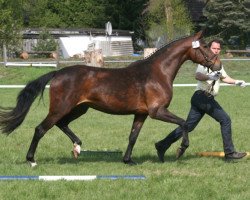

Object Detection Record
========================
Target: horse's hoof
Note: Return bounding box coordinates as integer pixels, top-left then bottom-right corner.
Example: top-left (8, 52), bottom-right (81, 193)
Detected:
top-left (27, 161), bottom-right (37, 168)
top-left (176, 147), bottom-right (186, 159)
top-left (123, 159), bottom-right (137, 165)
top-left (73, 143), bottom-right (81, 159)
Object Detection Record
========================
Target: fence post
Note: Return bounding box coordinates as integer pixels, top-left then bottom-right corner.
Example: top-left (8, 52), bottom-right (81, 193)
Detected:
top-left (56, 45), bottom-right (59, 68)
top-left (3, 44), bottom-right (7, 67)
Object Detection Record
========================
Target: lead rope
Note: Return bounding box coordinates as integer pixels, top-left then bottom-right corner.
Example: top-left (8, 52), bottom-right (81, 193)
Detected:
top-left (206, 68), bottom-right (215, 94)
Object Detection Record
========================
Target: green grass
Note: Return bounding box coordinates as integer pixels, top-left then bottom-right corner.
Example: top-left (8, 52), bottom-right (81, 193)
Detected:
top-left (0, 60), bottom-right (249, 200)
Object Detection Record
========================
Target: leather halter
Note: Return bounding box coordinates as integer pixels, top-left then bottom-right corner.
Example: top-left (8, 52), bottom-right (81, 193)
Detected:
top-left (193, 40), bottom-right (218, 69)
top-left (192, 40), bottom-right (220, 94)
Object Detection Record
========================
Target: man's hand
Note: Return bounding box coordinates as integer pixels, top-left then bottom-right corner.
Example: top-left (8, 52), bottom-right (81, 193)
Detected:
top-left (208, 72), bottom-right (221, 81)
top-left (235, 80), bottom-right (246, 87)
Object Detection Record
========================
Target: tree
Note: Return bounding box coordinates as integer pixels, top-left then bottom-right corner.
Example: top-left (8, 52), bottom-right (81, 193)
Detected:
top-left (115, 0), bottom-right (148, 51)
top-left (21, 0), bottom-right (148, 51)
top-left (201, 0), bottom-right (250, 47)
top-left (22, 0), bottom-right (148, 31)
top-left (242, 0), bottom-right (250, 45)
top-left (143, 0), bottom-right (194, 47)
top-left (23, 0), bottom-right (64, 28)
top-left (23, 0), bottom-right (113, 28)
top-left (0, 0), bottom-right (23, 56)
top-left (33, 29), bottom-right (57, 52)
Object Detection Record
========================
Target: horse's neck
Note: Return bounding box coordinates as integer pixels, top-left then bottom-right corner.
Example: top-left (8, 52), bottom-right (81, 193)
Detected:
top-left (152, 42), bottom-right (189, 82)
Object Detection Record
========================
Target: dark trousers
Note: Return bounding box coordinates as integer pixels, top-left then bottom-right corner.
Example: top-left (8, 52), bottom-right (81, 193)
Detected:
top-left (157, 90), bottom-right (235, 154)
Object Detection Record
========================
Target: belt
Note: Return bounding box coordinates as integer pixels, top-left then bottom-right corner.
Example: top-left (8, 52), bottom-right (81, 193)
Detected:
top-left (195, 90), bottom-right (214, 98)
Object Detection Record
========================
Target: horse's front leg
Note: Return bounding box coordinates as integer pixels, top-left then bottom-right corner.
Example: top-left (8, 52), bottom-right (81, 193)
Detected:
top-left (176, 124), bottom-right (189, 159)
top-left (123, 114), bottom-right (147, 165)
top-left (149, 107), bottom-right (189, 160)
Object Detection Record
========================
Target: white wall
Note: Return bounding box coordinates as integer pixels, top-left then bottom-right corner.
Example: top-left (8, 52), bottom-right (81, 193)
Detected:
top-left (59, 35), bottom-right (133, 58)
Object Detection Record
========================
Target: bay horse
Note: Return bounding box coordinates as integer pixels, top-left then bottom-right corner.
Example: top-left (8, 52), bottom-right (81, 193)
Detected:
top-left (0, 31), bottom-right (221, 167)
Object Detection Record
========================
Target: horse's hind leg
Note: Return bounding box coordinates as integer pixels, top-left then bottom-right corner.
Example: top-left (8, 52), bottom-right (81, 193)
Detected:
top-left (123, 114), bottom-right (147, 165)
top-left (26, 114), bottom-right (61, 167)
top-left (26, 101), bottom-right (79, 166)
top-left (56, 104), bottom-right (89, 158)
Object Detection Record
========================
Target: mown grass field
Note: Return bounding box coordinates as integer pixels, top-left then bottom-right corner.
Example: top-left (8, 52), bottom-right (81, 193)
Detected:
top-left (0, 60), bottom-right (249, 200)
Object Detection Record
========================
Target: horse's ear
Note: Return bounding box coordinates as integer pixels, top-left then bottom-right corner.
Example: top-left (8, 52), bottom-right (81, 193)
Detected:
top-left (194, 30), bottom-right (204, 40)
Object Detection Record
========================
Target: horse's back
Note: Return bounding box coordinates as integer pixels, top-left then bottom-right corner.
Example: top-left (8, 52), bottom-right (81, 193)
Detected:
top-left (49, 64), bottom-right (150, 115)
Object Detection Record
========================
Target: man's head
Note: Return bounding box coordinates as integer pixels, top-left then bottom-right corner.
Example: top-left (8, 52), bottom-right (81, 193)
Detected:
top-left (208, 39), bottom-right (222, 55)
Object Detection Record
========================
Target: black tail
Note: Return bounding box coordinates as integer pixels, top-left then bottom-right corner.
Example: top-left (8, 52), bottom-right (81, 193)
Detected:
top-left (0, 71), bottom-right (56, 135)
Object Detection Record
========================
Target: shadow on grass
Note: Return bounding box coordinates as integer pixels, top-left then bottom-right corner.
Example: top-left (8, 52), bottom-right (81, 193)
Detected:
top-left (38, 153), bottom-right (216, 165)
top-left (15, 152), bottom-right (248, 166)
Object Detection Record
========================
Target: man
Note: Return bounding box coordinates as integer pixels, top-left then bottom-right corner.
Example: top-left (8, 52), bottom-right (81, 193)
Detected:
top-left (155, 39), bottom-right (247, 162)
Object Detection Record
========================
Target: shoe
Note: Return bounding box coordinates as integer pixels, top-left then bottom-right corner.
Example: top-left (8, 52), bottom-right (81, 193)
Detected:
top-left (225, 152), bottom-right (247, 160)
top-left (155, 142), bottom-right (170, 163)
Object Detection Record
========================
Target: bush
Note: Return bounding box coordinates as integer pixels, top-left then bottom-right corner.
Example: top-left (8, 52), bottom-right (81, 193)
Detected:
top-left (33, 29), bottom-right (57, 55)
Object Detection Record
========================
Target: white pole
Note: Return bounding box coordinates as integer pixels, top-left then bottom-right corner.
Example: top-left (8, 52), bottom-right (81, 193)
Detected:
top-left (3, 44), bottom-right (7, 67)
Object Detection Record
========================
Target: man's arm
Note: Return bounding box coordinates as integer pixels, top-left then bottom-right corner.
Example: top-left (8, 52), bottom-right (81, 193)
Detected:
top-left (221, 76), bottom-right (236, 84)
top-left (222, 76), bottom-right (246, 87)
top-left (195, 72), bottom-right (209, 81)
top-left (195, 72), bottom-right (220, 81)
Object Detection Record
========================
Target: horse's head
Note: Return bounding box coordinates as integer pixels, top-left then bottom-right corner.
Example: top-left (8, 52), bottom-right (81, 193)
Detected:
top-left (189, 31), bottom-right (222, 71)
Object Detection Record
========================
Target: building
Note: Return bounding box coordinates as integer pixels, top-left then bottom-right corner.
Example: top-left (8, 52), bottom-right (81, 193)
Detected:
top-left (22, 27), bottom-right (134, 58)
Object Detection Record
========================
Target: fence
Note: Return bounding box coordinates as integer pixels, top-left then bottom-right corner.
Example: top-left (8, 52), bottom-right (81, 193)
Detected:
top-left (1, 44), bottom-right (59, 67)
